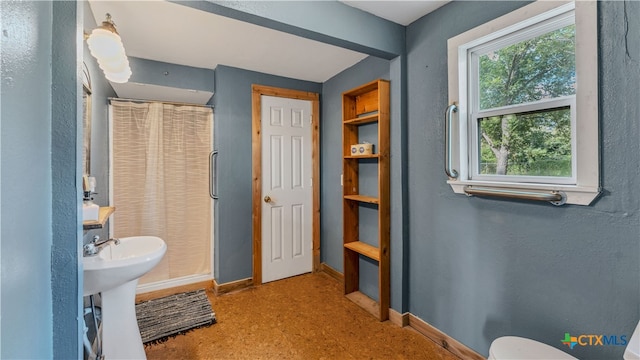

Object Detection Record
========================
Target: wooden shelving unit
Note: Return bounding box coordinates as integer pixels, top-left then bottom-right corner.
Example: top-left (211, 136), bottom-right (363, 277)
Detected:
top-left (342, 79), bottom-right (390, 321)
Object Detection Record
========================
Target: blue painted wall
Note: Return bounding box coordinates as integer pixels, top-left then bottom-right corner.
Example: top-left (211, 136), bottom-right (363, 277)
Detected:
top-left (51, 1), bottom-right (83, 358)
top-left (388, 55), bottom-right (409, 313)
top-left (2, 1), bottom-right (84, 357)
top-left (212, 65), bottom-right (321, 283)
top-left (1, 1), bottom-right (54, 358)
top-left (129, 57), bottom-right (215, 94)
top-left (406, 1), bottom-right (639, 358)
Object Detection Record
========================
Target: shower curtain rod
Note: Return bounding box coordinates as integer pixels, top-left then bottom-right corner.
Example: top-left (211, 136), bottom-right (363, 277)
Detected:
top-left (108, 97), bottom-right (214, 109)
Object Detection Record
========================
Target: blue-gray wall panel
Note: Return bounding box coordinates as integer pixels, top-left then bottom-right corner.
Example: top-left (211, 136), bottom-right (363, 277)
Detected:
top-left (213, 65), bottom-right (321, 284)
top-left (406, 1), bottom-right (639, 358)
top-left (0, 1), bottom-right (54, 358)
top-left (51, 1), bottom-right (82, 358)
top-left (389, 55), bottom-right (409, 313)
top-left (129, 57), bottom-right (215, 94)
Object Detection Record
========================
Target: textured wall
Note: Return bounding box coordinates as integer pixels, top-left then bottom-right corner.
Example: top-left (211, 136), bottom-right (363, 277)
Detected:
top-left (0, 1), bottom-right (54, 358)
top-left (212, 65), bottom-right (321, 283)
top-left (406, 1), bottom-right (640, 358)
top-left (51, 1), bottom-right (83, 358)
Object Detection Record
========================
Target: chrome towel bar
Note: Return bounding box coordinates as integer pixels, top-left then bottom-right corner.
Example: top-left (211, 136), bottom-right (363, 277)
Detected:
top-left (464, 186), bottom-right (566, 206)
top-left (209, 150), bottom-right (218, 200)
top-left (444, 103), bottom-right (458, 179)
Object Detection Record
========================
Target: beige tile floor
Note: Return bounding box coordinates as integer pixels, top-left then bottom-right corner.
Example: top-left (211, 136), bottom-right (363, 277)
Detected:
top-left (143, 272), bottom-right (459, 360)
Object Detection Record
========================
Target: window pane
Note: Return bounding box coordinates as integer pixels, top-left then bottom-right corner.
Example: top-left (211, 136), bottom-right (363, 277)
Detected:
top-left (478, 24), bottom-right (575, 110)
top-left (478, 107), bottom-right (572, 177)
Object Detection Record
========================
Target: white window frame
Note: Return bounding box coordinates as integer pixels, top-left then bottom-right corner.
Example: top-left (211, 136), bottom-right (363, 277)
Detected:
top-left (446, 1), bottom-right (599, 205)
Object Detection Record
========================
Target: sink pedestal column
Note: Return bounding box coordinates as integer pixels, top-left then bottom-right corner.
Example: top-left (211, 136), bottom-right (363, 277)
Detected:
top-left (100, 279), bottom-right (146, 359)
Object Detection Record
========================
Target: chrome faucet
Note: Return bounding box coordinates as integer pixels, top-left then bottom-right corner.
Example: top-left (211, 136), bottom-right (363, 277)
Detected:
top-left (83, 235), bottom-right (120, 256)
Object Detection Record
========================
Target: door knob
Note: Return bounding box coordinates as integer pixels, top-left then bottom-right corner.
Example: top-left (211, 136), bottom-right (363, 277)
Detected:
top-left (264, 195), bottom-right (272, 203)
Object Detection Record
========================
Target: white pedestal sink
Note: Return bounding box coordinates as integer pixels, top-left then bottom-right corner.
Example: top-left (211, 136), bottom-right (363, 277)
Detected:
top-left (83, 236), bottom-right (166, 360)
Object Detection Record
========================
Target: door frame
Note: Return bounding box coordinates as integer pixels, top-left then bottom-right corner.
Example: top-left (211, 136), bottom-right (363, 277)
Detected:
top-left (251, 85), bottom-right (320, 285)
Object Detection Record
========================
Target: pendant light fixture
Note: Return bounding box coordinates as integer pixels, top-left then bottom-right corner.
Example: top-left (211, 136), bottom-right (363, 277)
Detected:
top-left (86, 13), bottom-right (132, 83)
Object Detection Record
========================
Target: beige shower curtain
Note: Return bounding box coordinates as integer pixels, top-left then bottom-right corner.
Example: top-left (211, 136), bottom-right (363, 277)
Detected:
top-left (111, 101), bottom-right (212, 285)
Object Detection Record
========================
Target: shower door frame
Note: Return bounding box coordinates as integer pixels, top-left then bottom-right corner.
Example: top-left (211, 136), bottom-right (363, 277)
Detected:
top-left (108, 100), bottom-right (215, 293)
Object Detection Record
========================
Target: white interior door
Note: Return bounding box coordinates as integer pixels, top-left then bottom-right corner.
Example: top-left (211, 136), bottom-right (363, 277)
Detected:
top-left (261, 95), bottom-right (312, 283)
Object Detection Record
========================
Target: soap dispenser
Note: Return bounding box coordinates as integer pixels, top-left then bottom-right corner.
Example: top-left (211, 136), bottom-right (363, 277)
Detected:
top-left (82, 175), bottom-right (99, 221)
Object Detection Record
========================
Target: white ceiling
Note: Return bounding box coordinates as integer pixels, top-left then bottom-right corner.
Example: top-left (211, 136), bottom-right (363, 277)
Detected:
top-left (88, 1), bottom-right (447, 102)
top-left (342, 1), bottom-right (449, 26)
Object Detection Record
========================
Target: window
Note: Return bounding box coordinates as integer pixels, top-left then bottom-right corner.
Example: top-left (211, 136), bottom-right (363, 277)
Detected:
top-left (447, 1), bottom-right (599, 205)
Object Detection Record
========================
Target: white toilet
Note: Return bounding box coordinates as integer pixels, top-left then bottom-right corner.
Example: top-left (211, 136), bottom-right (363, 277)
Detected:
top-left (624, 320), bottom-right (640, 360)
top-left (488, 320), bottom-right (640, 360)
top-left (488, 336), bottom-right (577, 359)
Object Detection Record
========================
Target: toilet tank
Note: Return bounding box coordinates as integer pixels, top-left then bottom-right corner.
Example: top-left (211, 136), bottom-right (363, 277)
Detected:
top-left (624, 320), bottom-right (640, 360)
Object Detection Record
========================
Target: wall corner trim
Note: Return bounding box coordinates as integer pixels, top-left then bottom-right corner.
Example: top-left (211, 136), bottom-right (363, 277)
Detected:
top-left (213, 278), bottom-right (254, 296)
top-left (389, 309), bottom-right (410, 327)
top-left (320, 262), bottom-right (344, 283)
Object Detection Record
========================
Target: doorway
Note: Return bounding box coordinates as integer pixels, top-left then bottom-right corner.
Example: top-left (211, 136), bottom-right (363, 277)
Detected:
top-left (251, 85), bottom-right (320, 284)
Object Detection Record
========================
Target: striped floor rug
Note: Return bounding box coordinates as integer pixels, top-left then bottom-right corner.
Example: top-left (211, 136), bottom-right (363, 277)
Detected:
top-left (135, 289), bottom-right (216, 344)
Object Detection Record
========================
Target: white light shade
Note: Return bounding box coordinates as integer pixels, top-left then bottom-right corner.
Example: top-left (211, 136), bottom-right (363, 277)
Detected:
top-left (87, 28), bottom-right (125, 60)
top-left (104, 65), bottom-right (132, 84)
top-left (86, 14), bottom-right (132, 84)
top-left (98, 55), bottom-right (129, 74)
top-left (105, 71), bottom-right (132, 84)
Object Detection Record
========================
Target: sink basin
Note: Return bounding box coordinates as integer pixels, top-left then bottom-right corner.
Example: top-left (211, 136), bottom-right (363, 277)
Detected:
top-left (83, 236), bottom-right (166, 360)
top-left (83, 236), bottom-right (166, 296)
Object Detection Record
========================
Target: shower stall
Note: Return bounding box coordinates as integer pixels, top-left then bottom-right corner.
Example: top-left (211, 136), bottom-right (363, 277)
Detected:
top-left (109, 100), bottom-right (214, 292)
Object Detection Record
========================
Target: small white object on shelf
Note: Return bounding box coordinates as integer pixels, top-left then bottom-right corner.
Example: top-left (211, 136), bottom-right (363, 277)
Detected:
top-left (350, 143), bottom-right (373, 156)
top-left (83, 202), bottom-right (100, 221)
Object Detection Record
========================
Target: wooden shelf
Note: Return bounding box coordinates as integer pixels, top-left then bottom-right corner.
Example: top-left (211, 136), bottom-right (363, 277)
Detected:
top-left (344, 241), bottom-right (380, 261)
top-left (342, 79), bottom-right (390, 321)
top-left (83, 206), bottom-right (115, 230)
top-left (344, 154), bottom-right (379, 159)
top-left (344, 195), bottom-right (379, 204)
top-left (343, 79), bottom-right (381, 97)
top-left (344, 113), bottom-right (378, 125)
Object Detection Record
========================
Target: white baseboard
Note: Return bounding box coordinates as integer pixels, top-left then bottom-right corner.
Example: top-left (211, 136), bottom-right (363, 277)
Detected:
top-left (136, 274), bottom-right (213, 294)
